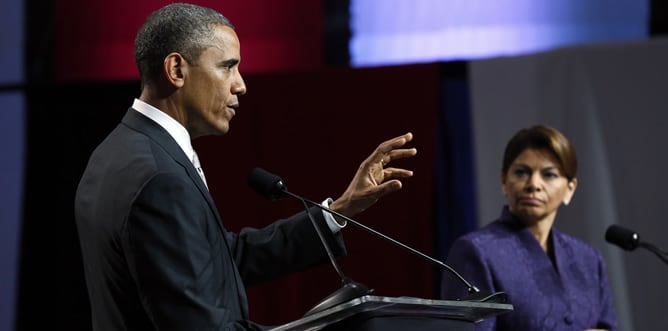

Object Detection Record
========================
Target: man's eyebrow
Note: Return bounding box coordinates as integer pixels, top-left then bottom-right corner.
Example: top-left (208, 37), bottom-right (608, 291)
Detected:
top-left (220, 59), bottom-right (239, 66)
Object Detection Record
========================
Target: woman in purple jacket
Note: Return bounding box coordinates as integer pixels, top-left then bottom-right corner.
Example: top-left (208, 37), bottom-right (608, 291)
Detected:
top-left (442, 125), bottom-right (618, 331)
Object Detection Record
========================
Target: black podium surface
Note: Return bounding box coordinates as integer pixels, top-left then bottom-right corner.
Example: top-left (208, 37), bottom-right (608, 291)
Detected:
top-left (269, 295), bottom-right (513, 331)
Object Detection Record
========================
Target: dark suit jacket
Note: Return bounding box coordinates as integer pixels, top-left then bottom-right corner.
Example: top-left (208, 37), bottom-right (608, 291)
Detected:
top-left (75, 108), bottom-right (346, 331)
top-left (441, 207), bottom-right (617, 331)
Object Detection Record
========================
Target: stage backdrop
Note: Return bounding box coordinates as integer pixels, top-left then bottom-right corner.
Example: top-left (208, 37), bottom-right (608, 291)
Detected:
top-left (54, 0), bottom-right (324, 80)
top-left (32, 1), bottom-right (445, 329)
top-left (0, 0), bottom-right (23, 330)
top-left (30, 63), bottom-right (441, 330)
top-left (469, 37), bottom-right (668, 331)
top-left (194, 64), bottom-right (441, 325)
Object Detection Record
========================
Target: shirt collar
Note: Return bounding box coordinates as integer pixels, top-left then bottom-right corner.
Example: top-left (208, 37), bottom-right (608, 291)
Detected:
top-left (132, 98), bottom-right (195, 161)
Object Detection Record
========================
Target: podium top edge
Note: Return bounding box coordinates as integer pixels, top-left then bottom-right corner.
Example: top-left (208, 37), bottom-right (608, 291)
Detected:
top-left (269, 295), bottom-right (513, 331)
top-left (357, 295), bottom-right (514, 310)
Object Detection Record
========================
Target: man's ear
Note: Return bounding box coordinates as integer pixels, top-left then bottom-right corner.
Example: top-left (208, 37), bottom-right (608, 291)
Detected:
top-left (563, 178), bottom-right (578, 206)
top-left (164, 53), bottom-right (186, 88)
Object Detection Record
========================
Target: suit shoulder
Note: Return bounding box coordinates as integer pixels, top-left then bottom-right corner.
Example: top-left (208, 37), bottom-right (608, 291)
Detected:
top-left (454, 220), bottom-right (516, 249)
top-left (553, 229), bottom-right (604, 260)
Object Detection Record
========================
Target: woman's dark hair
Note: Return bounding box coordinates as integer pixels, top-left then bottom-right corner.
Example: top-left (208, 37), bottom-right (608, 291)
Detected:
top-left (502, 125), bottom-right (578, 181)
top-left (134, 3), bottom-right (234, 86)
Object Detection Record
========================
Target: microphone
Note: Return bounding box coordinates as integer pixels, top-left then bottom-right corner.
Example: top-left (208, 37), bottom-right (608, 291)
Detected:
top-left (247, 166), bottom-right (284, 200)
top-left (248, 167), bottom-right (373, 316)
top-left (605, 224), bottom-right (668, 265)
top-left (248, 167), bottom-right (506, 308)
top-left (605, 224), bottom-right (639, 251)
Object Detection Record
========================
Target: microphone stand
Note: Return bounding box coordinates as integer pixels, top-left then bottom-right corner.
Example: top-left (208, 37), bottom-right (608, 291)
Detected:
top-left (293, 195), bottom-right (373, 316)
top-left (605, 225), bottom-right (668, 266)
top-left (247, 167), bottom-right (505, 314)
top-left (281, 190), bottom-right (507, 304)
top-left (639, 242), bottom-right (668, 266)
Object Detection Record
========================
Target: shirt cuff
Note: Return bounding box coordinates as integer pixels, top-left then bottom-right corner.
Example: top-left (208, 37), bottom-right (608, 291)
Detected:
top-left (322, 197), bottom-right (346, 233)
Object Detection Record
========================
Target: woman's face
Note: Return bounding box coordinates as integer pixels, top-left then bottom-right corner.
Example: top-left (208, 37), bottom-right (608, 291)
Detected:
top-left (501, 148), bottom-right (577, 225)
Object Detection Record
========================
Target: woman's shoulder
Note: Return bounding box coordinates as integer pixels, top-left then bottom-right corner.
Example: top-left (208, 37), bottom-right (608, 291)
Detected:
top-left (454, 219), bottom-right (519, 248)
top-left (553, 228), bottom-right (605, 261)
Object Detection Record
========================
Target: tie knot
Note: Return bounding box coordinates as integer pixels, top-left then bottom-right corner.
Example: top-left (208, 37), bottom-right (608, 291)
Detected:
top-left (191, 151), bottom-right (208, 189)
top-left (192, 152), bottom-right (201, 168)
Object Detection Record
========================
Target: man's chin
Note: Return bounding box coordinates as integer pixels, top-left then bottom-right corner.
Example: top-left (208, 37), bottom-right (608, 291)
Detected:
top-left (215, 121), bottom-right (230, 135)
top-left (191, 125), bottom-right (229, 138)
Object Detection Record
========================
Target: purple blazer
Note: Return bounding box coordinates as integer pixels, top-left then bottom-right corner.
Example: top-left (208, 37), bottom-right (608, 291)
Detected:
top-left (441, 207), bottom-right (618, 331)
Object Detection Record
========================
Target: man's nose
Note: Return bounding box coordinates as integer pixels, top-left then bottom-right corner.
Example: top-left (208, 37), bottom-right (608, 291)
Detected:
top-left (232, 74), bottom-right (247, 95)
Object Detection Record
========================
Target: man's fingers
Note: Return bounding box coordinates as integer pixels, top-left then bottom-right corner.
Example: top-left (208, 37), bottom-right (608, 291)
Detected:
top-left (378, 132), bottom-right (413, 154)
top-left (383, 168), bottom-right (414, 179)
top-left (386, 148), bottom-right (418, 162)
top-left (373, 179), bottom-right (403, 198)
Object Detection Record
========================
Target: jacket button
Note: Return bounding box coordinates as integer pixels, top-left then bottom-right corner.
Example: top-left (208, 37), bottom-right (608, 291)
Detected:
top-left (563, 313), bottom-right (573, 325)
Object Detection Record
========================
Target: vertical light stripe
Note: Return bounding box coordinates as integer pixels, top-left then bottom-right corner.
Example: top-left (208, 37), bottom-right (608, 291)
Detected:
top-left (0, 93), bottom-right (25, 331)
top-left (0, 0), bottom-right (24, 329)
top-left (0, 0), bottom-right (23, 84)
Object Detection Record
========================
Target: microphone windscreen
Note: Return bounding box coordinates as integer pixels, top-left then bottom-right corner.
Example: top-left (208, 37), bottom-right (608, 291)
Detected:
top-left (605, 224), bottom-right (640, 251)
top-left (247, 167), bottom-right (285, 200)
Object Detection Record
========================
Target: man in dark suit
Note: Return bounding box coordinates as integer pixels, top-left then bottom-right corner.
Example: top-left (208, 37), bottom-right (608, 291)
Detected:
top-left (75, 3), bottom-right (417, 331)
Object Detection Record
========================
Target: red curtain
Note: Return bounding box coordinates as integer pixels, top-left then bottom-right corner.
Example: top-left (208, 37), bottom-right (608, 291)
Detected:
top-left (55, 0), bottom-right (441, 326)
top-left (195, 63), bottom-right (441, 325)
top-left (54, 0), bottom-right (323, 81)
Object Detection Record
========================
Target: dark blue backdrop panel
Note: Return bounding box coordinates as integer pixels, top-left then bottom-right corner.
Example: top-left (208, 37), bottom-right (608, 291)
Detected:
top-left (434, 62), bottom-right (478, 296)
top-left (1, 2), bottom-right (24, 329)
top-left (0, 93), bottom-right (24, 331)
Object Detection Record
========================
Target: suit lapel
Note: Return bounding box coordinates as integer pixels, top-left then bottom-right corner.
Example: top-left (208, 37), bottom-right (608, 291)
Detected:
top-left (516, 228), bottom-right (567, 295)
top-left (122, 108), bottom-right (251, 318)
top-left (121, 108), bottom-right (226, 233)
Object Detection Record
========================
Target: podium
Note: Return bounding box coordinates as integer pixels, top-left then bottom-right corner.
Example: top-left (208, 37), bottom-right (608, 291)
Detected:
top-left (269, 295), bottom-right (513, 331)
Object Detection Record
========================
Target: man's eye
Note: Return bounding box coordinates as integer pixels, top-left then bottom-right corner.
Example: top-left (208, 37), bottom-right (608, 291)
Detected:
top-left (220, 62), bottom-right (236, 71)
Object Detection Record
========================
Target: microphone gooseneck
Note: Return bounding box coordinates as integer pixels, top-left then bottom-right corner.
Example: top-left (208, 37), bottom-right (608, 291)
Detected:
top-left (294, 194), bottom-right (373, 316)
top-left (605, 224), bottom-right (668, 266)
top-left (287, 189), bottom-right (510, 303)
top-left (248, 167), bottom-right (506, 305)
top-left (248, 168), bottom-right (373, 316)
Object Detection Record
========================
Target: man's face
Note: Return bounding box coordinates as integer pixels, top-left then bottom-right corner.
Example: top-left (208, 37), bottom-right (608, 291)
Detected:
top-left (182, 25), bottom-right (246, 138)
